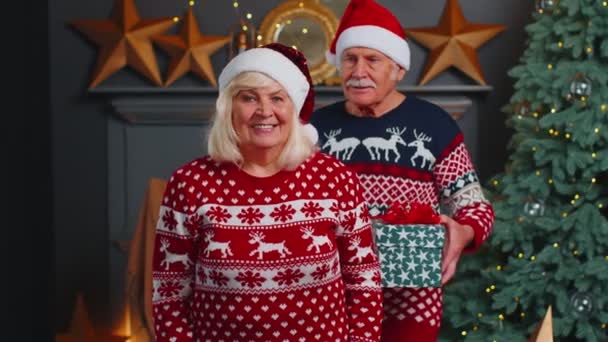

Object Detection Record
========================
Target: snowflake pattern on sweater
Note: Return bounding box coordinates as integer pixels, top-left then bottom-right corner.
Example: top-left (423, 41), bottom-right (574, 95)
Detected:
top-left (152, 152), bottom-right (383, 342)
top-left (310, 96), bottom-right (495, 328)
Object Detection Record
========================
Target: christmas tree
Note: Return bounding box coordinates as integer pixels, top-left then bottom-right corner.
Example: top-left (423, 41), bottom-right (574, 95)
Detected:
top-left (440, 1), bottom-right (608, 341)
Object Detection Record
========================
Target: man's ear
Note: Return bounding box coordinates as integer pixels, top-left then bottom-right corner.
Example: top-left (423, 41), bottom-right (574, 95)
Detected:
top-left (397, 67), bottom-right (406, 81)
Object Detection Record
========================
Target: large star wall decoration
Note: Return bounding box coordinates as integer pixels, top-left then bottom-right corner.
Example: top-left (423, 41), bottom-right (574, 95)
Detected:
top-left (152, 6), bottom-right (230, 87)
top-left (405, 0), bottom-right (506, 85)
top-left (55, 294), bottom-right (129, 342)
top-left (70, 0), bottom-right (176, 88)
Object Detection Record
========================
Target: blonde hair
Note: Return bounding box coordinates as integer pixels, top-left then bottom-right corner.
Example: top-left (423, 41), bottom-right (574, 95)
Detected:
top-left (207, 71), bottom-right (317, 170)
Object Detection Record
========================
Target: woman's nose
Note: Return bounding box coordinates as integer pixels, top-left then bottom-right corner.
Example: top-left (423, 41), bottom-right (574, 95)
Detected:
top-left (256, 99), bottom-right (273, 116)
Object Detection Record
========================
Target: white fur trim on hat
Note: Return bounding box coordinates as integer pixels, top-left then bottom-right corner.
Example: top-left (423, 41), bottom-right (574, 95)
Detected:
top-left (218, 48), bottom-right (310, 113)
top-left (302, 123), bottom-right (318, 145)
top-left (327, 25), bottom-right (410, 70)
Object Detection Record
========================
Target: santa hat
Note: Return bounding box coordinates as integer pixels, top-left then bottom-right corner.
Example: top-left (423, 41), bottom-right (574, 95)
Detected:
top-left (326, 0), bottom-right (410, 70)
top-left (218, 43), bottom-right (318, 144)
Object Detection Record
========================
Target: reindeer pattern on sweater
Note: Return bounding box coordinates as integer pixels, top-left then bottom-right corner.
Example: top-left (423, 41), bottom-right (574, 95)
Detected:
top-left (152, 152), bottom-right (383, 342)
top-left (310, 96), bottom-right (495, 329)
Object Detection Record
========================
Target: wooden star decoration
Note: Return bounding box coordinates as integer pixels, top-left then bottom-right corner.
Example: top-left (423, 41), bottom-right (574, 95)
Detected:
top-left (153, 6), bottom-right (230, 87)
top-left (55, 293), bottom-right (129, 342)
top-left (529, 305), bottom-right (554, 342)
top-left (405, 0), bottom-right (506, 85)
top-left (70, 0), bottom-right (176, 88)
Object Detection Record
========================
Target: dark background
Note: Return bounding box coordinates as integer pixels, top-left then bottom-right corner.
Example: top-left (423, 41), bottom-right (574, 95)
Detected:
top-left (7, 0), bottom-right (52, 341)
top-left (11, 0), bottom-right (536, 339)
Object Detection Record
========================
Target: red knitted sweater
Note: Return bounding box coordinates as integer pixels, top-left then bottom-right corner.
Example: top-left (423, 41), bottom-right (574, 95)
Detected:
top-left (152, 152), bottom-right (383, 342)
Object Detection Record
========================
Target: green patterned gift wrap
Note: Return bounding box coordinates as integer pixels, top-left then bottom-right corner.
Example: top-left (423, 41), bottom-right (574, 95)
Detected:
top-left (373, 222), bottom-right (445, 288)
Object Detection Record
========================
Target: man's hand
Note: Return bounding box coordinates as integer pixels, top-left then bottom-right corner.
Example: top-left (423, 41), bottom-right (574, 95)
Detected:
top-left (439, 215), bottom-right (474, 285)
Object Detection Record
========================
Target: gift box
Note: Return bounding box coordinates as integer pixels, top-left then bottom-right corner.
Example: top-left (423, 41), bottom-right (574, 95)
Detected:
top-left (373, 202), bottom-right (445, 288)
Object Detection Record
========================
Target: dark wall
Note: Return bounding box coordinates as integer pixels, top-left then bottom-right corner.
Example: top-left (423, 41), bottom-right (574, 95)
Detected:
top-left (50, 0), bottom-right (534, 333)
top-left (7, 0), bottom-right (52, 341)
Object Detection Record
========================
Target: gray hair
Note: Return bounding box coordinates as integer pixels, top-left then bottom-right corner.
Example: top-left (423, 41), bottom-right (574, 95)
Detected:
top-left (207, 71), bottom-right (317, 170)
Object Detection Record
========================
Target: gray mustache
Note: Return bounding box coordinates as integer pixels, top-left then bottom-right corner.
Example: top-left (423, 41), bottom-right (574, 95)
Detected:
top-left (345, 78), bottom-right (377, 88)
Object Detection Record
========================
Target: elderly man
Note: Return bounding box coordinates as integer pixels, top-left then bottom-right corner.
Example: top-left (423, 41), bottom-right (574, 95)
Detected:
top-left (309, 0), bottom-right (495, 341)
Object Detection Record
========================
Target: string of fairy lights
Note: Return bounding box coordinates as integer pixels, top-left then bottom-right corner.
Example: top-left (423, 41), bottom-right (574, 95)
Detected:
top-left (231, 1), bottom-right (262, 44)
top-left (232, 0), bottom-right (313, 51)
top-left (462, 0), bottom-right (608, 338)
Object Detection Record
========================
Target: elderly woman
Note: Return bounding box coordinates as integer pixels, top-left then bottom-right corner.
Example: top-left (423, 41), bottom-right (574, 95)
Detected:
top-left (151, 43), bottom-right (383, 342)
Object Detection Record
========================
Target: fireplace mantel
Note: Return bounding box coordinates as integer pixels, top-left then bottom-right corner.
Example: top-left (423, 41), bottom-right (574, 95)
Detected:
top-left (91, 85), bottom-right (492, 124)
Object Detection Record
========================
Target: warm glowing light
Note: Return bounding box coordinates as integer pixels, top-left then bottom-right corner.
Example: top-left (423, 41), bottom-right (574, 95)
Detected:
top-left (292, 45), bottom-right (298, 50)
top-left (548, 179), bottom-right (553, 184)
top-left (521, 312), bottom-right (526, 317)
top-left (533, 112), bottom-right (539, 118)
top-left (242, 25), bottom-right (248, 31)
top-left (530, 256), bottom-right (536, 261)
top-left (574, 194), bottom-right (580, 199)
top-left (562, 212), bottom-right (568, 217)
top-left (302, 27), bottom-right (309, 34)
top-left (173, 16), bottom-right (180, 22)
top-left (299, 2), bottom-right (304, 7)
top-left (477, 313), bottom-right (483, 318)
top-left (595, 128), bottom-right (600, 134)
top-left (586, 47), bottom-right (593, 53)
top-left (553, 243), bottom-right (559, 248)
top-left (532, 147), bottom-right (537, 152)
top-left (461, 331), bottom-right (467, 336)
top-left (257, 35), bottom-right (262, 41)
top-left (558, 41), bottom-right (563, 48)
top-left (548, 64), bottom-right (553, 69)
top-left (496, 265), bottom-right (502, 271)
top-left (189, 0), bottom-right (195, 5)
top-left (601, 104), bottom-right (607, 111)
top-left (565, 133), bottom-right (571, 139)
top-left (535, 170), bottom-right (541, 176)
top-left (551, 108), bottom-right (557, 113)
top-left (114, 303), bottom-right (132, 342)
top-left (592, 178), bottom-right (597, 183)
top-left (499, 314), bottom-right (505, 320)
top-left (518, 253), bottom-right (524, 259)
top-left (592, 152), bottom-right (597, 158)
top-left (492, 180), bottom-right (499, 186)
top-left (246, 13), bottom-right (252, 19)
top-left (233, 1), bottom-right (239, 8)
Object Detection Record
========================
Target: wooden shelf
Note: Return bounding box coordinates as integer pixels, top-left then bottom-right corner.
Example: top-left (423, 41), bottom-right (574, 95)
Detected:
top-left (92, 85), bottom-right (492, 125)
top-left (90, 84), bottom-right (493, 94)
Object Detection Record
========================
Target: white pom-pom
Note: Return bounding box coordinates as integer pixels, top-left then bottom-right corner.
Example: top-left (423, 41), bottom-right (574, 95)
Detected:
top-left (303, 123), bottom-right (319, 145)
top-left (325, 50), bottom-right (337, 66)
